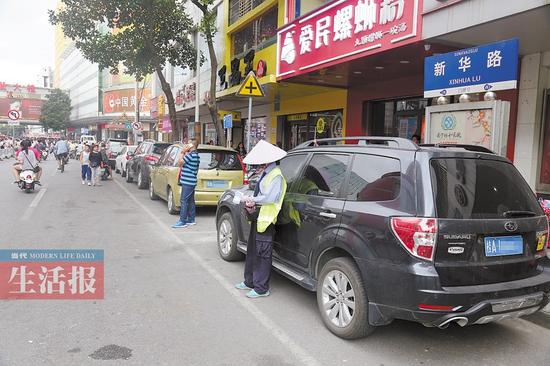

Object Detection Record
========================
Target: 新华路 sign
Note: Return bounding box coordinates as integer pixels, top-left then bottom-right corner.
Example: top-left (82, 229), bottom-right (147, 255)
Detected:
top-left (424, 38), bottom-right (519, 98)
top-left (276, 0), bottom-right (422, 79)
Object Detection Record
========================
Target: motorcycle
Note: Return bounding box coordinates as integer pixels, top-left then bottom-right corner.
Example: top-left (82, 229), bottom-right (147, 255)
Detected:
top-left (18, 169), bottom-right (36, 193)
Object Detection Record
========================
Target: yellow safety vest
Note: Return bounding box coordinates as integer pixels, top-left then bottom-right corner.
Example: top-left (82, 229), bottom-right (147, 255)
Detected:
top-left (257, 167), bottom-right (287, 233)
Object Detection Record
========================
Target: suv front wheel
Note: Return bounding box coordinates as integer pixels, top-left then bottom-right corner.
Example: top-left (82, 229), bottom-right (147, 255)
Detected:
top-left (317, 257), bottom-right (374, 339)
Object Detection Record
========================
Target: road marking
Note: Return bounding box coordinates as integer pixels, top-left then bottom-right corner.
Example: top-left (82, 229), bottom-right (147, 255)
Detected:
top-left (114, 179), bottom-right (321, 366)
top-left (20, 188), bottom-right (47, 220)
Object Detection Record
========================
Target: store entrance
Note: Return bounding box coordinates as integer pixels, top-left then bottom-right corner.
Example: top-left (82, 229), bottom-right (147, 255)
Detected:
top-left (283, 109), bottom-right (343, 150)
top-left (366, 97), bottom-right (428, 140)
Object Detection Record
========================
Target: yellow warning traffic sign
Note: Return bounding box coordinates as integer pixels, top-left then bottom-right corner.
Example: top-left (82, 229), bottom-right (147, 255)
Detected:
top-left (236, 71), bottom-right (265, 97)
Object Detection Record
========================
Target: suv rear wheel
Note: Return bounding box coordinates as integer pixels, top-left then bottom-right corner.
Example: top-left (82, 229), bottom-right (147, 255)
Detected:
top-left (137, 169), bottom-right (147, 189)
top-left (217, 212), bottom-right (243, 261)
top-left (125, 166), bottom-right (133, 182)
top-left (317, 257), bottom-right (374, 339)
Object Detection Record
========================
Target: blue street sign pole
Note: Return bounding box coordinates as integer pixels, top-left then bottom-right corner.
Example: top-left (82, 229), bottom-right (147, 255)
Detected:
top-left (223, 114), bottom-right (233, 148)
top-left (424, 38), bottom-right (519, 98)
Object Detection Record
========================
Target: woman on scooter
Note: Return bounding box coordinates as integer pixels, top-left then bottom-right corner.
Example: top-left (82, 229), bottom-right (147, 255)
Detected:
top-left (11, 140), bottom-right (42, 184)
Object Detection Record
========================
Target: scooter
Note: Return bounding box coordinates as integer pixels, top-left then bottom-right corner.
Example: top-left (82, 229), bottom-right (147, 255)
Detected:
top-left (18, 169), bottom-right (36, 193)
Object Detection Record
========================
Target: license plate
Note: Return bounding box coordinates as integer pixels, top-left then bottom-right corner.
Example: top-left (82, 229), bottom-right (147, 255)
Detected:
top-left (206, 180), bottom-right (228, 189)
top-left (484, 235), bottom-right (523, 257)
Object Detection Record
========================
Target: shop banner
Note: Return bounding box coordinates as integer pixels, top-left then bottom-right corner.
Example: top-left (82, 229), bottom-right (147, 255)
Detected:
top-left (424, 38), bottom-right (519, 98)
top-left (0, 98), bottom-right (43, 121)
top-left (276, 0), bottom-right (422, 79)
top-left (103, 88), bottom-right (151, 114)
top-left (162, 116), bottom-right (172, 133)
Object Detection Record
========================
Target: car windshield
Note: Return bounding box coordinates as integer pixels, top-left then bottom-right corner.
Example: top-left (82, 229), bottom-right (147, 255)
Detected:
top-left (152, 144), bottom-right (171, 155)
top-left (431, 158), bottom-right (543, 219)
top-left (199, 150), bottom-right (242, 171)
top-left (109, 142), bottom-right (126, 153)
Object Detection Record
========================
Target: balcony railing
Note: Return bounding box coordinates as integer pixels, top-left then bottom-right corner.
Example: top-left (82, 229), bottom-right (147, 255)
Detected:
top-left (229, 0), bottom-right (266, 25)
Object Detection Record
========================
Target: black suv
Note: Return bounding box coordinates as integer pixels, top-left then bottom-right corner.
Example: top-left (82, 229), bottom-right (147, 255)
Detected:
top-left (126, 140), bottom-right (171, 189)
top-left (216, 137), bottom-right (550, 339)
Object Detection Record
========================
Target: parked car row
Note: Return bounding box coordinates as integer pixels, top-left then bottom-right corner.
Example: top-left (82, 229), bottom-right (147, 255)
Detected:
top-left (215, 137), bottom-right (550, 339)
top-left (115, 139), bottom-right (246, 214)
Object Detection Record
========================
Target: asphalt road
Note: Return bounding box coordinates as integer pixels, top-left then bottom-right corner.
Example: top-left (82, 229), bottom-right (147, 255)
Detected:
top-left (1, 157), bottom-right (549, 366)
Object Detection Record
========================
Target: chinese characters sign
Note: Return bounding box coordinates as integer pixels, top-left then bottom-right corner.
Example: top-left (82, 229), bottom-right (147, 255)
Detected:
top-left (428, 109), bottom-right (493, 149)
top-left (276, 0), bottom-right (421, 79)
top-left (424, 38), bottom-right (519, 98)
top-left (0, 249), bottom-right (104, 300)
top-left (103, 88), bottom-right (151, 114)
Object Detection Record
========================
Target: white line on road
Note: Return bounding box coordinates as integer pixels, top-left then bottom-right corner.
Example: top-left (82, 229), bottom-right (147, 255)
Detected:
top-left (20, 188), bottom-right (47, 220)
top-left (114, 179), bottom-right (322, 366)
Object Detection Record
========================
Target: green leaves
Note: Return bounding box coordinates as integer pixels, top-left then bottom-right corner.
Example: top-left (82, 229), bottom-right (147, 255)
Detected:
top-left (49, 0), bottom-right (197, 80)
top-left (39, 89), bottom-right (72, 132)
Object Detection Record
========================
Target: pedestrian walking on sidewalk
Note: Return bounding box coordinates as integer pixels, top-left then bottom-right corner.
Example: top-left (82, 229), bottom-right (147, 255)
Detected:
top-left (80, 144), bottom-right (92, 186)
top-left (234, 140), bottom-right (287, 298)
top-left (172, 139), bottom-right (200, 229)
top-left (89, 144), bottom-right (103, 186)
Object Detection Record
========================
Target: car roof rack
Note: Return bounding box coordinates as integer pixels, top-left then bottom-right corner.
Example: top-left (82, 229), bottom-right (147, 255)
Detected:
top-left (295, 136), bottom-right (418, 150)
top-left (419, 144), bottom-right (495, 154)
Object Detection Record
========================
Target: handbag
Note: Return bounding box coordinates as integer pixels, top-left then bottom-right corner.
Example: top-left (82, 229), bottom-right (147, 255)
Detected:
top-left (242, 202), bottom-right (260, 221)
top-left (22, 151), bottom-right (40, 173)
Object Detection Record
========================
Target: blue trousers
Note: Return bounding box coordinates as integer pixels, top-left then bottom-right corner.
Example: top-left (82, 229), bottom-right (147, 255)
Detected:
top-left (81, 165), bottom-right (91, 180)
top-left (179, 184), bottom-right (196, 223)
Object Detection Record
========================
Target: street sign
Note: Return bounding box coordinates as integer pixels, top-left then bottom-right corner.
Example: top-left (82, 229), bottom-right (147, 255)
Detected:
top-left (223, 114), bottom-right (233, 129)
top-left (236, 71), bottom-right (265, 97)
top-left (8, 109), bottom-right (20, 120)
top-left (132, 122), bottom-right (142, 130)
top-left (424, 38), bottom-right (519, 98)
top-left (7, 120), bottom-right (20, 126)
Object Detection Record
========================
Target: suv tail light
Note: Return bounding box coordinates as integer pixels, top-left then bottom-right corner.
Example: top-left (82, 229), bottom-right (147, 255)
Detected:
top-left (236, 154), bottom-right (248, 185)
top-left (391, 217), bottom-right (438, 261)
top-left (144, 155), bottom-right (158, 164)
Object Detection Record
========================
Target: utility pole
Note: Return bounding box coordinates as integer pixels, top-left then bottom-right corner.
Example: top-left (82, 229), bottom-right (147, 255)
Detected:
top-left (194, 31), bottom-right (200, 142)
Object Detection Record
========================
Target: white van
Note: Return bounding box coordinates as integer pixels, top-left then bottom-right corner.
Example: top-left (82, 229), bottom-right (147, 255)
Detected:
top-left (80, 135), bottom-right (96, 145)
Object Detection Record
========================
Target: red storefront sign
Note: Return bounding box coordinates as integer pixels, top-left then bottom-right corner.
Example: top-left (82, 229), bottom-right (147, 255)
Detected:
top-left (276, 0), bottom-right (422, 79)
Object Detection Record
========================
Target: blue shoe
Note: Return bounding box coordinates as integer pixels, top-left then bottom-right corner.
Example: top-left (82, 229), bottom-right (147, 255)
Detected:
top-left (235, 282), bottom-right (252, 290)
top-left (171, 221), bottom-right (188, 228)
top-left (246, 289), bottom-right (270, 298)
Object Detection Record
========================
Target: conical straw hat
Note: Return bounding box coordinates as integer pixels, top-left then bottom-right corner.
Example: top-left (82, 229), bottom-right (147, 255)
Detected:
top-left (242, 140), bottom-right (287, 165)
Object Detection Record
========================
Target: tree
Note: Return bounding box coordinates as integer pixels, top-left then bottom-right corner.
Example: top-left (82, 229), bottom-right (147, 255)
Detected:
top-left (40, 88), bottom-right (72, 132)
top-left (49, 0), bottom-right (197, 140)
top-left (191, 0), bottom-right (225, 146)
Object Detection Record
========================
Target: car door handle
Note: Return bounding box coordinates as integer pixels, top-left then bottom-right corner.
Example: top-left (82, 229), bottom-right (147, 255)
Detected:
top-left (319, 212), bottom-right (337, 219)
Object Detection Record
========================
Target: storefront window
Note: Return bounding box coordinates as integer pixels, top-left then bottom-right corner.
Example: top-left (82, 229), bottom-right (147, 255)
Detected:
top-left (229, 0), bottom-right (267, 25)
top-left (366, 98), bottom-right (428, 141)
top-left (244, 116), bottom-right (269, 149)
top-left (233, 7), bottom-right (277, 56)
top-left (295, 0), bottom-right (332, 18)
top-left (283, 109), bottom-right (344, 150)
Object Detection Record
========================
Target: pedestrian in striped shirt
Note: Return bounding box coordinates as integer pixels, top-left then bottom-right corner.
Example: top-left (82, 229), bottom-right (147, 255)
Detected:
top-left (172, 139), bottom-right (200, 228)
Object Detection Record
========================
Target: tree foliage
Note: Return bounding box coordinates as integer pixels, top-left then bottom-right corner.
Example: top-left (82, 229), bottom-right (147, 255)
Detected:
top-left (49, 0), bottom-right (197, 140)
top-left (39, 89), bottom-right (72, 132)
top-left (191, 0), bottom-right (225, 146)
